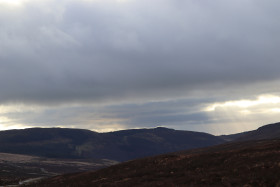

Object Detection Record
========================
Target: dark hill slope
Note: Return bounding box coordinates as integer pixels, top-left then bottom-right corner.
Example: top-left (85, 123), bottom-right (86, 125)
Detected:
top-left (28, 139), bottom-right (280, 187)
top-left (237, 122), bottom-right (280, 141)
top-left (0, 127), bottom-right (225, 161)
top-left (218, 131), bottom-right (247, 141)
top-left (104, 127), bottom-right (225, 161)
top-left (0, 128), bottom-right (99, 158)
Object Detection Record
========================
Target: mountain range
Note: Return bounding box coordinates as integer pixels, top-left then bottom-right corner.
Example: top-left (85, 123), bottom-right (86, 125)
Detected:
top-left (0, 127), bottom-right (225, 161)
top-left (0, 122), bottom-right (280, 186)
top-left (24, 122), bottom-right (280, 187)
top-left (1, 122), bottom-right (280, 162)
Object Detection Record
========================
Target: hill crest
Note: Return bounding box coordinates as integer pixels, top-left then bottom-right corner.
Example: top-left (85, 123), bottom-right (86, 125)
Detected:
top-left (0, 127), bottom-right (225, 161)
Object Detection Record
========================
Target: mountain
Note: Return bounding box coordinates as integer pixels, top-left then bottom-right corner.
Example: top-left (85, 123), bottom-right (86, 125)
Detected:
top-left (1, 122), bottom-right (279, 162)
top-left (0, 127), bottom-right (225, 162)
top-left (0, 128), bottom-right (100, 159)
top-left (218, 131), bottom-right (248, 141)
top-left (236, 122), bottom-right (280, 141)
top-left (2, 122), bottom-right (280, 186)
top-left (26, 138), bottom-right (280, 187)
top-left (218, 122), bottom-right (280, 142)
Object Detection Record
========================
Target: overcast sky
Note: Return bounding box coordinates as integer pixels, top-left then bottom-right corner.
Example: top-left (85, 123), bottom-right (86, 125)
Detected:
top-left (0, 0), bottom-right (280, 135)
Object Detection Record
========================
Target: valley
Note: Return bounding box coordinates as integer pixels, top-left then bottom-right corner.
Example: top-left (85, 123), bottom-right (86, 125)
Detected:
top-left (26, 138), bottom-right (280, 186)
top-left (0, 153), bottom-right (117, 186)
top-left (0, 122), bottom-right (280, 186)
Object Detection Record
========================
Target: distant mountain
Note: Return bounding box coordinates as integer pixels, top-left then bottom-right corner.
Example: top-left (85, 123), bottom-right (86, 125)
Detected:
top-left (2, 122), bottom-right (280, 186)
top-left (26, 138), bottom-right (280, 187)
top-left (218, 122), bottom-right (280, 142)
top-left (219, 131), bottom-right (248, 141)
top-left (0, 128), bottom-right (100, 159)
top-left (236, 122), bottom-right (280, 141)
top-left (0, 127), bottom-right (225, 161)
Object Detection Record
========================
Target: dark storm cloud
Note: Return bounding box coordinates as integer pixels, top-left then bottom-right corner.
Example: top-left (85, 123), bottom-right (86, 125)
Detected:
top-left (0, 0), bottom-right (280, 104)
top-left (1, 98), bottom-right (213, 132)
top-left (99, 98), bottom-right (213, 126)
top-left (1, 0), bottom-right (280, 134)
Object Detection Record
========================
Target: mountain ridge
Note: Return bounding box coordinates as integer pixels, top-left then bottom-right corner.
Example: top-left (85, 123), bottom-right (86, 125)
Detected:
top-left (0, 126), bottom-right (225, 162)
top-left (236, 122), bottom-right (280, 141)
top-left (1, 122), bottom-right (280, 186)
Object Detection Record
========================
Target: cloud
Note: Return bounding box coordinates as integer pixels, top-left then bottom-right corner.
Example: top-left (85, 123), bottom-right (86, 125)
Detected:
top-left (0, 0), bottom-right (280, 104)
top-left (1, 94), bottom-right (280, 134)
top-left (0, 0), bottom-right (280, 134)
top-left (0, 98), bottom-right (213, 132)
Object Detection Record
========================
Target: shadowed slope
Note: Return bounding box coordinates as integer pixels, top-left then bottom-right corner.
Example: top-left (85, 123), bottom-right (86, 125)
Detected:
top-left (0, 127), bottom-right (225, 161)
top-left (237, 122), bottom-right (280, 141)
top-left (27, 139), bottom-right (280, 187)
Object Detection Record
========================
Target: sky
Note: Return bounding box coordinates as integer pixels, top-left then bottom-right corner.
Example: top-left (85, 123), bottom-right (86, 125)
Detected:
top-left (0, 0), bottom-right (280, 135)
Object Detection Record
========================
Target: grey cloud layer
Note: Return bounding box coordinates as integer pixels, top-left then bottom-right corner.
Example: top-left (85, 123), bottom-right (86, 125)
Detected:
top-left (1, 98), bottom-right (213, 133)
top-left (0, 0), bottom-right (280, 135)
top-left (0, 0), bottom-right (280, 104)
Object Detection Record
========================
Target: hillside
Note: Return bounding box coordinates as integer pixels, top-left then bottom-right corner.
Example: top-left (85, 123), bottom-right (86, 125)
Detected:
top-left (0, 127), bottom-right (225, 161)
top-left (0, 153), bottom-right (117, 186)
top-left (218, 131), bottom-right (248, 141)
top-left (236, 122), bottom-right (280, 141)
top-left (26, 138), bottom-right (280, 187)
top-left (2, 123), bottom-right (280, 186)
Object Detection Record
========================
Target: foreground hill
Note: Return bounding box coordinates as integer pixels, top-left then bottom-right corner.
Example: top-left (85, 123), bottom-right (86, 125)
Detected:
top-left (0, 127), bottom-right (225, 161)
top-left (27, 138), bottom-right (280, 187)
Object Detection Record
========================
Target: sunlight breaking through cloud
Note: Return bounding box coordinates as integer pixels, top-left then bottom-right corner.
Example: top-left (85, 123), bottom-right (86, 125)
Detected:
top-left (204, 95), bottom-right (280, 112)
top-left (202, 94), bottom-right (280, 134)
top-left (0, 0), bottom-right (26, 6)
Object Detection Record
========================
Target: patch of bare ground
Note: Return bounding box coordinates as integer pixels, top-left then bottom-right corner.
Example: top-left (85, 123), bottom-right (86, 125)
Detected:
top-left (26, 139), bottom-right (280, 187)
top-left (0, 153), bottom-right (118, 186)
